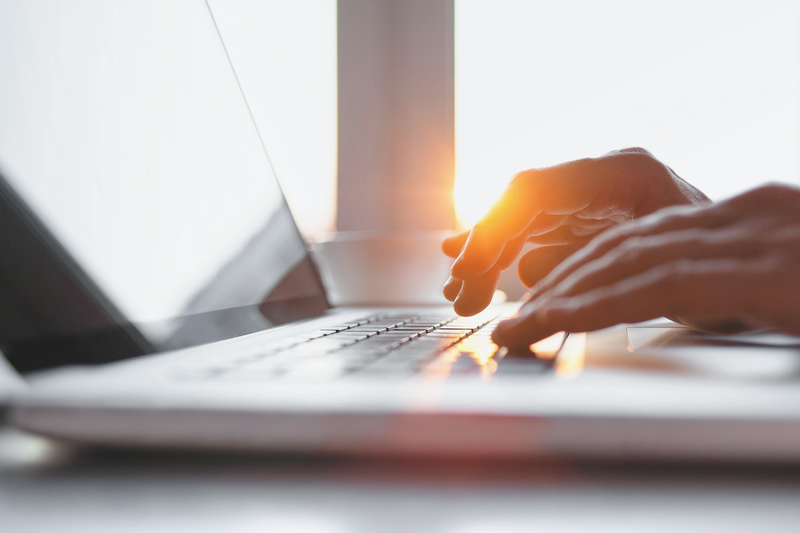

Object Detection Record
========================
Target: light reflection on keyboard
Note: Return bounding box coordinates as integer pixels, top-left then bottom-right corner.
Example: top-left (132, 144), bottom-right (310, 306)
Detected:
top-left (173, 310), bottom-right (551, 382)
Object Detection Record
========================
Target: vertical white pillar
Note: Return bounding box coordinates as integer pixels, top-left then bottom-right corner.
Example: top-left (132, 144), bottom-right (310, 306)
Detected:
top-left (337, 0), bottom-right (455, 231)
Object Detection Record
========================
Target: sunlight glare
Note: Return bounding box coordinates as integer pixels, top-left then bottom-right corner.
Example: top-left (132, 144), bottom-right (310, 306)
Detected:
top-left (555, 333), bottom-right (586, 379)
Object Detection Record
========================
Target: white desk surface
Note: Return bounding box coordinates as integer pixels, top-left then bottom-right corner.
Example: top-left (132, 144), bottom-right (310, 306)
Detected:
top-left (2, 423), bottom-right (800, 532)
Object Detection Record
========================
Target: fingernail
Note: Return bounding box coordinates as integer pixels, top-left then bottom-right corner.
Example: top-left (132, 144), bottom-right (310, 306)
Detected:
top-left (451, 252), bottom-right (466, 274)
top-left (451, 244), bottom-right (475, 278)
top-left (442, 276), bottom-right (461, 302)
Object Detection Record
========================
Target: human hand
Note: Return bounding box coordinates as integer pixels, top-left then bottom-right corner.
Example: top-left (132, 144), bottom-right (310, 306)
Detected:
top-left (491, 184), bottom-right (800, 350)
top-left (442, 148), bottom-right (710, 316)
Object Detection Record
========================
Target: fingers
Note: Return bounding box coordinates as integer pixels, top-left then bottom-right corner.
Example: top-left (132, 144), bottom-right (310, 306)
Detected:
top-left (442, 232), bottom-right (527, 309)
top-left (526, 202), bottom-right (730, 302)
top-left (495, 233), bottom-right (528, 271)
top-left (565, 215), bottom-right (616, 237)
top-left (450, 154), bottom-right (642, 281)
top-left (517, 244), bottom-right (584, 288)
top-left (493, 257), bottom-right (769, 349)
top-left (453, 266), bottom-right (500, 317)
top-left (442, 276), bottom-right (462, 302)
top-left (523, 216), bottom-right (612, 246)
top-left (524, 213), bottom-right (571, 237)
top-left (722, 183), bottom-right (800, 213)
top-left (489, 185), bottom-right (800, 349)
top-left (442, 231), bottom-right (470, 259)
top-left (551, 226), bottom-right (768, 299)
top-left (524, 224), bottom-right (586, 246)
top-left (449, 148), bottom-right (705, 281)
top-left (444, 228), bottom-right (529, 270)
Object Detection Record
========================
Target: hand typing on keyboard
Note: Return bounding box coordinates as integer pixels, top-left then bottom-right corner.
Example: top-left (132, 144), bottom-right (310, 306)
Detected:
top-left (443, 149), bottom-right (800, 349)
top-left (443, 148), bottom-right (709, 320)
top-left (441, 147), bottom-right (800, 350)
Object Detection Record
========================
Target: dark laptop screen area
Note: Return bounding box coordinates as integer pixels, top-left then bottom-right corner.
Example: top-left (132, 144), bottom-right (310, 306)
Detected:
top-left (0, 1), bottom-right (329, 372)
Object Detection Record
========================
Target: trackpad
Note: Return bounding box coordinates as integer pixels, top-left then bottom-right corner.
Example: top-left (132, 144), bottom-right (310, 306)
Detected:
top-left (623, 327), bottom-right (800, 381)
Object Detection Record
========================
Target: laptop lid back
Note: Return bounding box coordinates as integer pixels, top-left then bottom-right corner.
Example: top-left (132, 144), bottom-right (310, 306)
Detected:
top-left (0, 0), bottom-right (329, 373)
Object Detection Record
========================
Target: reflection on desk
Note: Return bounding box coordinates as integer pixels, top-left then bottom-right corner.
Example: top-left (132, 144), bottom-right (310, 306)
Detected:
top-left (3, 425), bottom-right (800, 532)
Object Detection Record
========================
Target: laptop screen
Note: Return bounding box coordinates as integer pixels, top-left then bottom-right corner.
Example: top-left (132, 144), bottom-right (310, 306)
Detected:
top-left (0, 0), bottom-right (329, 359)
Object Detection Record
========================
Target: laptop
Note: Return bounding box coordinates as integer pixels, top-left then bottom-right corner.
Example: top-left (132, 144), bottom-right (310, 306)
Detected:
top-left (3, 0), bottom-right (800, 460)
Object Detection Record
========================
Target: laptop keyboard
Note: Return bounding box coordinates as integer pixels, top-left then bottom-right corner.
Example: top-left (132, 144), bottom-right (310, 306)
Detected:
top-left (173, 310), bottom-right (551, 382)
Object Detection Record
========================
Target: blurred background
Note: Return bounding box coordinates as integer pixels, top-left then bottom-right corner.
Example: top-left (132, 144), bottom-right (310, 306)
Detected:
top-left (211, 0), bottom-right (800, 237)
top-left (4, 5), bottom-right (800, 530)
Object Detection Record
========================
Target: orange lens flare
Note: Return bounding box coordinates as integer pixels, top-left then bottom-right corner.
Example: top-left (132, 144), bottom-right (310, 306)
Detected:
top-left (529, 331), bottom-right (567, 360)
top-left (555, 333), bottom-right (586, 378)
top-left (422, 342), bottom-right (506, 382)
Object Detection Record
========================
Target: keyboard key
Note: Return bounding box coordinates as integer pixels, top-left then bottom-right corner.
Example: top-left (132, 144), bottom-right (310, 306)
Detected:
top-left (367, 320), bottom-right (408, 327)
top-left (335, 332), bottom-right (374, 341)
top-left (346, 325), bottom-right (392, 333)
top-left (425, 332), bottom-right (462, 338)
top-left (372, 331), bottom-right (416, 339)
top-left (393, 326), bottom-right (436, 334)
top-left (389, 336), bottom-right (458, 355)
top-left (339, 336), bottom-right (409, 350)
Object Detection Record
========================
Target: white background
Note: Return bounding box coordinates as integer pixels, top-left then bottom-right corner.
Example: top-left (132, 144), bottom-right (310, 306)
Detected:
top-left (455, 0), bottom-right (800, 226)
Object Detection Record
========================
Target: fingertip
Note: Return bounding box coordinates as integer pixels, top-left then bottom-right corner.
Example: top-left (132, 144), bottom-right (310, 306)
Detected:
top-left (449, 258), bottom-right (470, 280)
top-left (452, 267), bottom-right (500, 316)
top-left (491, 315), bottom-right (527, 347)
top-left (453, 292), bottom-right (490, 316)
top-left (491, 305), bottom-right (556, 350)
top-left (449, 226), bottom-right (502, 280)
top-left (442, 276), bottom-right (461, 302)
top-left (491, 326), bottom-right (531, 352)
top-left (449, 263), bottom-right (467, 281)
top-left (450, 252), bottom-right (488, 281)
top-left (441, 231), bottom-right (470, 259)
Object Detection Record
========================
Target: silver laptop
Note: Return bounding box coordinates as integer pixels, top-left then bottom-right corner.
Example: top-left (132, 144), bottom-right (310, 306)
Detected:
top-left (3, 0), bottom-right (800, 460)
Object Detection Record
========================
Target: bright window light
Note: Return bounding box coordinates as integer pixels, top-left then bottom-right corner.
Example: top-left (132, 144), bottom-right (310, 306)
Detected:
top-left (455, 0), bottom-right (800, 228)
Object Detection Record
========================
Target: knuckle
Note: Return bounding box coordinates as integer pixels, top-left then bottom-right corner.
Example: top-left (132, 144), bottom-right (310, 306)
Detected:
top-left (624, 146), bottom-right (653, 156)
top-left (606, 146), bottom-right (654, 158)
top-left (617, 149), bottom-right (658, 167)
top-left (760, 183), bottom-right (798, 195)
top-left (604, 150), bottom-right (674, 193)
top-left (649, 204), bottom-right (697, 226)
top-left (736, 183), bottom-right (800, 208)
top-left (604, 216), bottom-right (643, 241)
top-left (655, 259), bottom-right (693, 290)
top-left (612, 236), bottom-right (644, 263)
top-left (507, 169), bottom-right (536, 190)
